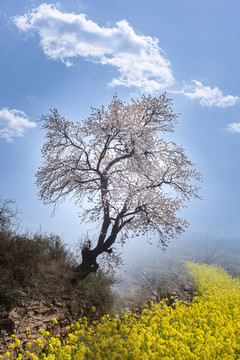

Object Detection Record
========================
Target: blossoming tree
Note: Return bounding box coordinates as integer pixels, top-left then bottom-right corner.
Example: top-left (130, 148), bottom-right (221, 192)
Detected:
top-left (36, 94), bottom-right (201, 281)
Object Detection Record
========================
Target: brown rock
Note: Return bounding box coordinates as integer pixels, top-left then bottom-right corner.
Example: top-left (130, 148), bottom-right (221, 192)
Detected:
top-left (8, 310), bottom-right (20, 321)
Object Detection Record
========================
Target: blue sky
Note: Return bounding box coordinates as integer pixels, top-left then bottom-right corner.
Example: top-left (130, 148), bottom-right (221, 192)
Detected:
top-left (1, 0), bottom-right (240, 249)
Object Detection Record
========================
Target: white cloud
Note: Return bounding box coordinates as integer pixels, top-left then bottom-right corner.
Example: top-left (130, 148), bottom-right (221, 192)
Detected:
top-left (13, 4), bottom-right (239, 106)
top-left (13, 3), bottom-right (174, 93)
top-left (182, 80), bottom-right (239, 108)
top-left (0, 108), bottom-right (36, 142)
top-left (227, 122), bottom-right (240, 134)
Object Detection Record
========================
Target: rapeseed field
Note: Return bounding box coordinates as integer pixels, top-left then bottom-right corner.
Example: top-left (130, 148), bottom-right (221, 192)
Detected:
top-left (2, 262), bottom-right (240, 359)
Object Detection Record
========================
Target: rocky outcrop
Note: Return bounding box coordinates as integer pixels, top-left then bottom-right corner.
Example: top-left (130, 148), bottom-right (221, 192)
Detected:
top-left (0, 296), bottom-right (87, 354)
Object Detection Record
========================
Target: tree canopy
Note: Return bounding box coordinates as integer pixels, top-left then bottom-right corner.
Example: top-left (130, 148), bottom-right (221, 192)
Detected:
top-left (36, 94), bottom-right (201, 281)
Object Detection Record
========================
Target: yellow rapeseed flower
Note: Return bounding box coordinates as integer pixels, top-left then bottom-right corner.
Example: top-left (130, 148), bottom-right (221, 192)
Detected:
top-left (3, 262), bottom-right (240, 359)
top-left (51, 318), bottom-right (58, 324)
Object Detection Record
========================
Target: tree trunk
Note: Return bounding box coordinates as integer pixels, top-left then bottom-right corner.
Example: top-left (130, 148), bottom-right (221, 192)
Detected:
top-left (71, 228), bottom-right (119, 284)
top-left (71, 248), bottom-right (99, 283)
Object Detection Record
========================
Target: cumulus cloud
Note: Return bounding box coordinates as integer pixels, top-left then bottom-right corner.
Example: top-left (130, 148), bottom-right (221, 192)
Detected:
top-left (13, 3), bottom-right (174, 93)
top-left (0, 108), bottom-right (36, 142)
top-left (227, 122), bottom-right (240, 134)
top-left (182, 80), bottom-right (239, 108)
top-left (13, 4), bottom-right (239, 107)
